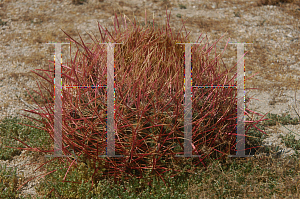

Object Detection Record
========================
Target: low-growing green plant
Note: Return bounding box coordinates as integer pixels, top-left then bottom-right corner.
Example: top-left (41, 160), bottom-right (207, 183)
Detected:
top-left (245, 123), bottom-right (268, 155)
top-left (0, 116), bottom-right (52, 198)
top-left (33, 150), bottom-right (300, 198)
top-left (35, 155), bottom-right (193, 198)
top-left (0, 164), bottom-right (21, 198)
top-left (279, 133), bottom-right (300, 150)
top-left (72, 0), bottom-right (87, 5)
top-left (0, 116), bottom-right (51, 161)
top-left (261, 112), bottom-right (299, 126)
top-left (178, 4), bottom-right (186, 9)
top-left (0, 18), bottom-right (7, 26)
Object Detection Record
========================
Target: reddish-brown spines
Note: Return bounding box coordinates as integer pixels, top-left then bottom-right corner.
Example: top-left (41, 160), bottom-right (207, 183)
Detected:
top-left (19, 8), bottom-right (268, 193)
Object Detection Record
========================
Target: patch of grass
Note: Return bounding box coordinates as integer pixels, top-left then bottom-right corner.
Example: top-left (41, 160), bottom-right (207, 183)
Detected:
top-left (0, 163), bottom-right (25, 198)
top-left (35, 156), bottom-right (191, 198)
top-left (261, 112), bottom-right (299, 126)
top-left (0, 116), bottom-right (51, 198)
top-left (0, 112), bottom-right (300, 198)
top-left (279, 133), bottom-right (300, 150)
top-left (33, 149), bottom-right (300, 198)
top-left (246, 123), bottom-right (268, 154)
top-left (0, 116), bottom-right (51, 161)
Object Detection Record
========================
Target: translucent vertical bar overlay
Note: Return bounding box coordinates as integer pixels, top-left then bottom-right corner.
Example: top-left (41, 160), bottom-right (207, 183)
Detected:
top-left (236, 44), bottom-right (246, 156)
top-left (184, 43), bottom-right (192, 157)
top-left (228, 42), bottom-right (253, 158)
top-left (175, 43), bottom-right (201, 158)
top-left (45, 43), bottom-right (76, 160)
top-left (45, 42), bottom-right (122, 159)
top-left (107, 42), bottom-right (116, 157)
top-left (98, 42), bottom-right (123, 158)
top-left (54, 43), bottom-right (62, 156)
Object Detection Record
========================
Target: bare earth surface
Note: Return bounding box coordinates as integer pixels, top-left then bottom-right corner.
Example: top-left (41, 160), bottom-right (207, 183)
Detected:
top-left (0, 0), bottom-right (300, 198)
